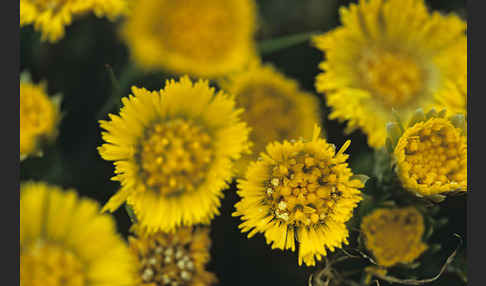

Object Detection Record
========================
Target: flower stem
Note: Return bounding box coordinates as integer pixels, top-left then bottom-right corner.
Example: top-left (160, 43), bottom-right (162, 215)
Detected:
top-left (96, 64), bottom-right (141, 120)
top-left (258, 31), bottom-right (322, 55)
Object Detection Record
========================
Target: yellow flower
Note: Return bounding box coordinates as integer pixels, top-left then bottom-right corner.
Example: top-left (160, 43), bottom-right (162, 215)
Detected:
top-left (98, 76), bottom-right (250, 233)
top-left (20, 181), bottom-right (136, 286)
top-left (20, 0), bottom-right (129, 42)
top-left (121, 0), bottom-right (257, 78)
top-left (388, 109), bottom-right (467, 197)
top-left (313, 0), bottom-right (467, 148)
top-left (361, 207), bottom-right (428, 267)
top-left (233, 125), bottom-right (364, 266)
top-left (20, 73), bottom-right (61, 161)
top-left (219, 64), bottom-right (321, 175)
top-left (437, 73), bottom-right (467, 117)
top-left (129, 225), bottom-right (217, 286)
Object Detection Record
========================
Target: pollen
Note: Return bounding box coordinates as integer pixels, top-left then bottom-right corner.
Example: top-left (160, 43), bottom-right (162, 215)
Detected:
top-left (394, 117), bottom-right (467, 196)
top-left (20, 240), bottom-right (86, 286)
top-left (129, 226), bottom-right (217, 286)
top-left (359, 50), bottom-right (424, 107)
top-left (137, 119), bottom-right (213, 196)
top-left (265, 153), bottom-right (349, 227)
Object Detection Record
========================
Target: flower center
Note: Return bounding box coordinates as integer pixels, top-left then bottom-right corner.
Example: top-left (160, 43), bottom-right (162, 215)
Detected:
top-left (401, 120), bottom-right (466, 188)
top-left (362, 208), bottom-right (427, 267)
top-left (137, 242), bottom-right (195, 285)
top-left (20, 240), bottom-right (86, 286)
top-left (264, 153), bottom-right (343, 227)
top-left (153, 0), bottom-right (237, 61)
top-left (138, 119), bottom-right (213, 196)
top-left (238, 85), bottom-right (295, 153)
top-left (359, 50), bottom-right (424, 107)
top-left (20, 85), bottom-right (56, 136)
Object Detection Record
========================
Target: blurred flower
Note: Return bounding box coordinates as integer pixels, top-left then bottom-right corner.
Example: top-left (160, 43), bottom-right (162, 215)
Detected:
top-left (233, 125), bottom-right (364, 266)
top-left (20, 0), bottom-right (129, 42)
top-left (121, 0), bottom-right (257, 78)
top-left (388, 108), bottom-right (467, 197)
top-left (437, 73), bottom-right (467, 117)
top-left (98, 76), bottom-right (250, 233)
top-left (20, 72), bottom-right (61, 161)
top-left (20, 181), bottom-right (136, 286)
top-left (219, 64), bottom-right (321, 175)
top-left (313, 0), bottom-right (466, 148)
top-left (361, 207), bottom-right (428, 267)
top-left (129, 225), bottom-right (217, 286)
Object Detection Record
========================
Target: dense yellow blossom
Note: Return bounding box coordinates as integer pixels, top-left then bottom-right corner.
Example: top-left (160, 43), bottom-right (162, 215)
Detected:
top-left (313, 0), bottom-right (467, 148)
top-left (20, 181), bottom-right (136, 286)
top-left (98, 76), bottom-right (250, 233)
top-left (129, 225), bottom-right (217, 286)
top-left (219, 64), bottom-right (321, 175)
top-left (361, 207), bottom-right (428, 267)
top-left (233, 125), bottom-right (364, 266)
top-left (20, 0), bottom-right (129, 42)
top-left (122, 0), bottom-right (257, 78)
top-left (20, 73), bottom-right (61, 161)
top-left (389, 109), bottom-right (467, 197)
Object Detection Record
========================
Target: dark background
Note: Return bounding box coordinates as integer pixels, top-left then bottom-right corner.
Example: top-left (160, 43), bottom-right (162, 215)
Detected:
top-left (20, 1), bottom-right (467, 285)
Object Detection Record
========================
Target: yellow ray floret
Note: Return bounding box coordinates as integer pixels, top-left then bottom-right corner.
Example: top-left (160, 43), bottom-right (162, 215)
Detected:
top-left (219, 64), bottom-right (321, 176)
top-left (361, 207), bottom-right (428, 267)
top-left (20, 0), bottom-right (129, 42)
top-left (388, 109), bottom-right (467, 197)
top-left (313, 0), bottom-right (466, 148)
top-left (233, 125), bottom-right (364, 266)
top-left (20, 181), bottom-right (136, 286)
top-left (129, 225), bottom-right (217, 286)
top-left (20, 72), bottom-right (61, 161)
top-left (98, 76), bottom-right (250, 233)
top-left (122, 0), bottom-right (257, 78)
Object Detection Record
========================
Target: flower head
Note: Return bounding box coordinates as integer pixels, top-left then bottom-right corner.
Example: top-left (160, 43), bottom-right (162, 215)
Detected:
top-left (98, 76), bottom-right (250, 233)
top-left (20, 73), bottom-right (61, 161)
top-left (388, 109), bottom-right (467, 197)
top-left (313, 0), bottom-right (467, 148)
top-left (20, 181), bottom-right (136, 286)
top-left (129, 225), bottom-right (217, 286)
top-left (122, 0), bottom-right (257, 78)
top-left (20, 0), bottom-right (129, 42)
top-left (361, 207), bottom-right (428, 267)
top-left (233, 125), bottom-right (364, 266)
top-left (219, 64), bottom-right (321, 175)
top-left (437, 73), bottom-right (467, 117)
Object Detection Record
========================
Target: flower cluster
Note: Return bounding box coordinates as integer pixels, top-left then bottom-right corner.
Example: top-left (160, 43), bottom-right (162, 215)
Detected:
top-left (20, 0), bottom-right (467, 284)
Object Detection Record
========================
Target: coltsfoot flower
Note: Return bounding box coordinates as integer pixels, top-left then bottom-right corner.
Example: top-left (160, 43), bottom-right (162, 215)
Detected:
top-left (361, 207), bottom-right (428, 267)
top-left (20, 0), bottom-right (129, 42)
top-left (20, 181), bottom-right (136, 286)
top-left (313, 0), bottom-right (467, 148)
top-left (129, 225), bottom-right (217, 286)
top-left (219, 64), bottom-right (321, 175)
top-left (388, 109), bottom-right (467, 197)
top-left (122, 0), bottom-right (257, 78)
top-left (98, 76), bottom-right (250, 233)
top-left (233, 125), bottom-right (364, 266)
top-left (20, 72), bottom-right (61, 161)
top-left (437, 73), bottom-right (467, 117)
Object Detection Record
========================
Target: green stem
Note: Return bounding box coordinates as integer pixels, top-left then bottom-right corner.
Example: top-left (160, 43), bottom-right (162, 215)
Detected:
top-left (96, 64), bottom-right (141, 120)
top-left (258, 31), bottom-right (322, 55)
